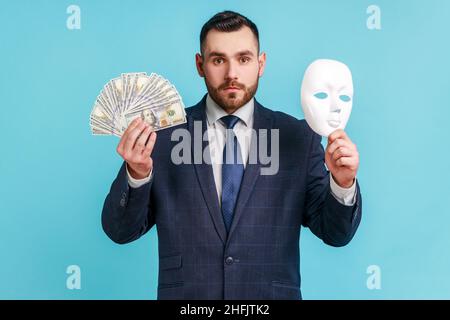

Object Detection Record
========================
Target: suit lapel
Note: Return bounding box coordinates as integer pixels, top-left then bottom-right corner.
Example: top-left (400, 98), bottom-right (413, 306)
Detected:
top-left (189, 96), bottom-right (227, 245)
top-left (226, 100), bottom-right (273, 244)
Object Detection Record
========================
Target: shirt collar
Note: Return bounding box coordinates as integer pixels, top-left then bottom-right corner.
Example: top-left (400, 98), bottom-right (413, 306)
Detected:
top-left (205, 93), bottom-right (254, 127)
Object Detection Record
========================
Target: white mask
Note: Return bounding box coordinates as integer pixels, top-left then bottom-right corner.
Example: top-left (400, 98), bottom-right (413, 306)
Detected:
top-left (301, 59), bottom-right (354, 137)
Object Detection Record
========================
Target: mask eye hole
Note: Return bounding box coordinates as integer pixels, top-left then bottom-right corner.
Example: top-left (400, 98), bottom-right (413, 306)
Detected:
top-left (339, 95), bottom-right (351, 102)
top-left (314, 92), bottom-right (328, 99)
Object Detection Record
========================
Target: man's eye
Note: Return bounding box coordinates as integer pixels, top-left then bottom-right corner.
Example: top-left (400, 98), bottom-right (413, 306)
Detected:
top-left (213, 58), bottom-right (224, 64)
top-left (240, 57), bottom-right (250, 63)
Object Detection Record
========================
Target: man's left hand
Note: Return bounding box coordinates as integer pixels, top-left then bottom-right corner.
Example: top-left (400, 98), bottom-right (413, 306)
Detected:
top-left (325, 129), bottom-right (359, 188)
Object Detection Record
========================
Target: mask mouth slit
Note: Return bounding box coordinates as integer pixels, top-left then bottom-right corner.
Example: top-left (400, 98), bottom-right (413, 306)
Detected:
top-left (327, 119), bottom-right (341, 128)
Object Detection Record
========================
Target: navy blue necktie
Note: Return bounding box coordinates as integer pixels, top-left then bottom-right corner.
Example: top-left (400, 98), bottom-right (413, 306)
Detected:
top-left (220, 115), bottom-right (244, 233)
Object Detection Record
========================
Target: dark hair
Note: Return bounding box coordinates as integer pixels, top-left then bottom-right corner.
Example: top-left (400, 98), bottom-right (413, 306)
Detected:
top-left (200, 11), bottom-right (259, 54)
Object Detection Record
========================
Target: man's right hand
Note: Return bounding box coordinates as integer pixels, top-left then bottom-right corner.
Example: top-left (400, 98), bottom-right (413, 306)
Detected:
top-left (116, 117), bottom-right (157, 180)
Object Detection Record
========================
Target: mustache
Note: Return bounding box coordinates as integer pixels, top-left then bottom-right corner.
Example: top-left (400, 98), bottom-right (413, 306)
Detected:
top-left (218, 81), bottom-right (246, 91)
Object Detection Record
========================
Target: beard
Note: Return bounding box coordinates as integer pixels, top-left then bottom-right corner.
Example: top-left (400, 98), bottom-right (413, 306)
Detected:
top-left (205, 77), bottom-right (259, 113)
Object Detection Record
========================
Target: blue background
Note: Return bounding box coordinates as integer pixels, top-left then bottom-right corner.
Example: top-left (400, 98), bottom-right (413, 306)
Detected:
top-left (0, 0), bottom-right (449, 299)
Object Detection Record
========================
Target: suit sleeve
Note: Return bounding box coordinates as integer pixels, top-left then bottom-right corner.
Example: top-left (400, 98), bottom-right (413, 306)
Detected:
top-left (101, 162), bottom-right (155, 244)
top-left (302, 132), bottom-right (362, 247)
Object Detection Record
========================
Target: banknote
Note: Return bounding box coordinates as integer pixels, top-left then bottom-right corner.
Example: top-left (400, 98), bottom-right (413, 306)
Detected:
top-left (89, 72), bottom-right (186, 137)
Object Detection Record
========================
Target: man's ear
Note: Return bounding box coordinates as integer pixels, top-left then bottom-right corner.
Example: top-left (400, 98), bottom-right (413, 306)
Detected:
top-left (195, 53), bottom-right (205, 77)
top-left (258, 52), bottom-right (267, 77)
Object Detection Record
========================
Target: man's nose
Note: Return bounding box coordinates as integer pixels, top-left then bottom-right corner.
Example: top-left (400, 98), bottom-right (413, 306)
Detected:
top-left (225, 61), bottom-right (239, 80)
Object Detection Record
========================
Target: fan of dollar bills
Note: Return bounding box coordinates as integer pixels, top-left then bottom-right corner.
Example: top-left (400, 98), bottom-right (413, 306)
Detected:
top-left (90, 72), bottom-right (187, 137)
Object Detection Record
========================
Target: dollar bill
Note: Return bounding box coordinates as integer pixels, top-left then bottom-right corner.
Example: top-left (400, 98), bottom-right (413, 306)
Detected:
top-left (89, 72), bottom-right (187, 137)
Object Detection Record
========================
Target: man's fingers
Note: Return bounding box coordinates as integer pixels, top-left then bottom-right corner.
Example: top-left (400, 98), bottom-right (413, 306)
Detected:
top-left (123, 122), bottom-right (147, 157)
top-left (134, 126), bottom-right (153, 153)
top-left (122, 117), bottom-right (142, 141)
top-left (327, 138), bottom-right (355, 156)
top-left (335, 156), bottom-right (357, 168)
top-left (328, 129), bottom-right (347, 144)
top-left (142, 131), bottom-right (157, 158)
top-left (117, 118), bottom-right (142, 153)
top-left (128, 117), bottom-right (143, 131)
top-left (326, 138), bottom-right (346, 155)
top-left (332, 146), bottom-right (353, 162)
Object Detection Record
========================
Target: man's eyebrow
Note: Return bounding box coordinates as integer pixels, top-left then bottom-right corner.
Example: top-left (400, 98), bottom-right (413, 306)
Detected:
top-left (208, 51), bottom-right (227, 57)
top-left (207, 50), bottom-right (255, 58)
top-left (236, 50), bottom-right (255, 57)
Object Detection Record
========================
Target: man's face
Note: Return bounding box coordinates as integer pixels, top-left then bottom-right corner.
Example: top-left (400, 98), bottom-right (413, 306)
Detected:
top-left (196, 26), bottom-right (266, 113)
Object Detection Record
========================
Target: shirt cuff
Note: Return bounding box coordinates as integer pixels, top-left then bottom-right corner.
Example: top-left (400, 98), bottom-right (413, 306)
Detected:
top-left (329, 174), bottom-right (357, 206)
top-left (126, 164), bottom-right (153, 188)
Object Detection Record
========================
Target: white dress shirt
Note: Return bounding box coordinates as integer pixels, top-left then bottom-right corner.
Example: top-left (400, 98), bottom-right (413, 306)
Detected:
top-left (127, 94), bottom-right (357, 206)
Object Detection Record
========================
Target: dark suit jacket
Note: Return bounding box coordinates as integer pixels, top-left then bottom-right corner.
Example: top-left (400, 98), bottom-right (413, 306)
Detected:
top-left (102, 95), bottom-right (362, 300)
